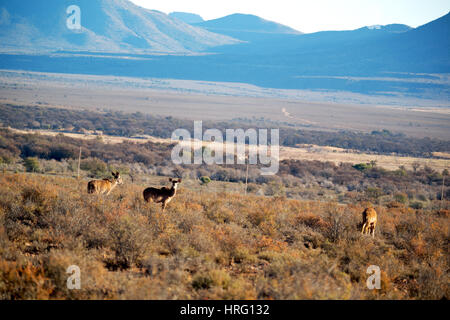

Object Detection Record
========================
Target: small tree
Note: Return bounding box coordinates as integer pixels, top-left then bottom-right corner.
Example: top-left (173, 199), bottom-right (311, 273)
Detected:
top-left (353, 162), bottom-right (373, 172)
top-left (80, 158), bottom-right (107, 178)
top-left (24, 157), bottom-right (40, 173)
top-left (199, 176), bottom-right (211, 186)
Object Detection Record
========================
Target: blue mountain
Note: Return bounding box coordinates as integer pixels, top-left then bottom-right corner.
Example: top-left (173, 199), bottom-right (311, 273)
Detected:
top-left (0, 3), bottom-right (448, 96)
top-left (193, 13), bottom-right (302, 42)
top-left (169, 12), bottom-right (204, 24)
top-left (210, 12), bottom-right (449, 74)
top-left (0, 0), bottom-right (238, 53)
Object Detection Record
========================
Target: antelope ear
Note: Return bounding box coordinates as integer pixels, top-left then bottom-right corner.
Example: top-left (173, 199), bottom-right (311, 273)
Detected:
top-left (116, 171), bottom-right (120, 177)
top-left (111, 172), bottom-right (116, 177)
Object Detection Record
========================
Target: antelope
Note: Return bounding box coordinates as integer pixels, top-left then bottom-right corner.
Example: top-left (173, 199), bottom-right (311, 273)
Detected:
top-left (87, 171), bottom-right (123, 195)
top-left (361, 207), bottom-right (377, 238)
top-left (143, 178), bottom-right (182, 211)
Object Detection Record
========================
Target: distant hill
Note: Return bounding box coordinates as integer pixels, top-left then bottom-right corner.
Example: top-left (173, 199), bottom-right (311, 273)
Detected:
top-left (210, 12), bottom-right (450, 74)
top-left (0, 0), bottom-right (238, 53)
top-left (169, 12), bottom-right (204, 24)
top-left (388, 11), bottom-right (450, 69)
top-left (194, 13), bottom-right (302, 42)
top-left (214, 22), bottom-right (414, 55)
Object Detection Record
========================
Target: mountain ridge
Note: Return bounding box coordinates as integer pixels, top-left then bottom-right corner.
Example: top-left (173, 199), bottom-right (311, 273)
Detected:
top-left (192, 13), bottom-right (302, 42)
top-left (0, 0), bottom-right (238, 53)
top-left (194, 13), bottom-right (302, 34)
top-left (169, 12), bottom-right (204, 24)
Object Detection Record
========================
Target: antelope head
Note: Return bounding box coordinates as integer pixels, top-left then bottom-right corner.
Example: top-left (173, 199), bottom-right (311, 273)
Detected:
top-left (112, 171), bottom-right (123, 185)
top-left (169, 178), bottom-right (182, 189)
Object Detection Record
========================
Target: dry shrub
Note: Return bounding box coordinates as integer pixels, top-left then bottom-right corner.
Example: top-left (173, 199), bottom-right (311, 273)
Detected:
top-left (416, 265), bottom-right (449, 300)
top-left (323, 206), bottom-right (355, 242)
top-left (191, 269), bottom-right (256, 299)
top-left (386, 201), bottom-right (404, 209)
top-left (0, 260), bottom-right (54, 299)
top-left (12, 183), bottom-right (58, 227)
top-left (257, 254), bottom-right (352, 299)
top-left (41, 249), bottom-right (124, 299)
top-left (3, 182), bottom-right (60, 246)
top-left (435, 209), bottom-right (449, 218)
top-left (186, 225), bottom-right (217, 254)
top-left (247, 205), bottom-right (275, 227)
top-left (175, 210), bottom-right (205, 234)
top-left (157, 232), bottom-right (186, 256)
top-left (205, 206), bottom-right (234, 224)
top-left (105, 214), bottom-right (150, 270)
top-left (296, 213), bottom-right (330, 232)
top-left (255, 235), bottom-right (287, 253)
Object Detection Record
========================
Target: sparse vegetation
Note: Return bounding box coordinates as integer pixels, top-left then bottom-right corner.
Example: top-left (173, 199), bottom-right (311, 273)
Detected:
top-left (0, 128), bottom-right (448, 207)
top-left (1, 104), bottom-right (449, 157)
top-left (0, 107), bottom-right (448, 300)
top-left (0, 172), bottom-right (448, 299)
top-left (0, 4), bottom-right (449, 302)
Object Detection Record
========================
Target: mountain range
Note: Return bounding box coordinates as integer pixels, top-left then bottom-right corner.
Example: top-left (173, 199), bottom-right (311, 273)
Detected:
top-left (209, 12), bottom-right (449, 75)
top-left (0, 1), bottom-right (448, 98)
top-left (0, 0), bottom-right (237, 53)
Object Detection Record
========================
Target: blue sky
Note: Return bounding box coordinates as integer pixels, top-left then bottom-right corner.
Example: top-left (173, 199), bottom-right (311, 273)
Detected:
top-left (130, 0), bottom-right (450, 33)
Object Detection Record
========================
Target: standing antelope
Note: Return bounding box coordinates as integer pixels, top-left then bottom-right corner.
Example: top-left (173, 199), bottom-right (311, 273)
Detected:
top-left (361, 207), bottom-right (377, 238)
top-left (87, 171), bottom-right (123, 195)
top-left (143, 178), bottom-right (182, 211)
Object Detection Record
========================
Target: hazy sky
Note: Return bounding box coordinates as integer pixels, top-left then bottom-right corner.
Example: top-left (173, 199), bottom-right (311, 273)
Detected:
top-left (130, 0), bottom-right (450, 33)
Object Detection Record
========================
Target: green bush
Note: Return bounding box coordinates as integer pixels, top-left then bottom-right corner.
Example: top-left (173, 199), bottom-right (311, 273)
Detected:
top-left (410, 201), bottom-right (424, 210)
top-left (416, 194), bottom-right (428, 202)
top-left (192, 274), bottom-right (215, 290)
top-left (24, 157), bottom-right (40, 173)
top-left (199, 176), bottom-right (212, 186)
top-left (394, 193), bottom-right (408, 204)
top-left (365, 187), bottom-right (383, 200)
top-left (352, 163), bottom-right (373, 172)
top-left (80, 158), bottom-right (107, 178)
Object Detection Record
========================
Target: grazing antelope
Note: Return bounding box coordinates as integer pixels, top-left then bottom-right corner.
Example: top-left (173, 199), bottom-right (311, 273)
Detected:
top-left (143, 178), bottom-right (182, 211)
top-left (87, 171), bottom-right (123, 195)
top-left (361, 207), bottom-right (377, 238)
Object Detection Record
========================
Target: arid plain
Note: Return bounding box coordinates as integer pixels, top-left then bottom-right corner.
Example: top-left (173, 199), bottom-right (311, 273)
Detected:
top-left (1, 70), bottom-right (449, 140)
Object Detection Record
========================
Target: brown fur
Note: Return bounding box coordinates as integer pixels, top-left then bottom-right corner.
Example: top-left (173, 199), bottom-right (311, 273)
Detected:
top-left (143, 178), bottom-right (181, 211)
top-left (87, 171), bottom-right (123, 195)
top-left (361, 207), bottom-right (377, 238)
